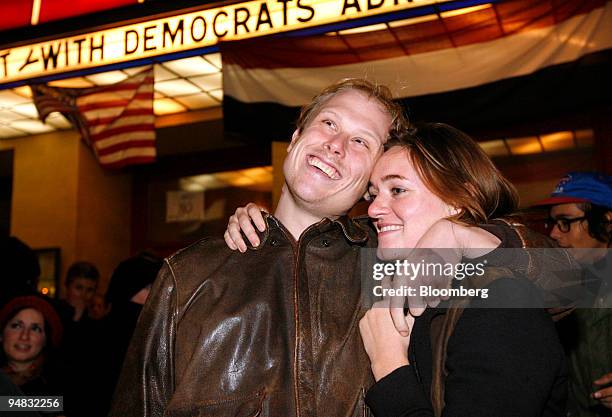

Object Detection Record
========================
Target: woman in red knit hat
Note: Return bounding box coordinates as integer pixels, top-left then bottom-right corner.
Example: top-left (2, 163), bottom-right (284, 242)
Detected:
top-left (0, 295), bottom-right (64, 398)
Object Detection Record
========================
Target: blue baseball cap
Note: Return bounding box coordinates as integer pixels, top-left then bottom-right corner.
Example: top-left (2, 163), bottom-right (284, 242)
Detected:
top-left (533, 172), bottom-right (612, 209)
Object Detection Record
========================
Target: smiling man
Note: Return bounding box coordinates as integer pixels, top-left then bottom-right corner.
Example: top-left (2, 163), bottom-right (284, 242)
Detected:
top-left (109, 79), bottom-right (406, 417)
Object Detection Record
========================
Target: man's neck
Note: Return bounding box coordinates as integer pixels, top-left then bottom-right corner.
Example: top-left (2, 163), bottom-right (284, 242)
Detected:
top-left (274, 186), bottom-right (336, 240)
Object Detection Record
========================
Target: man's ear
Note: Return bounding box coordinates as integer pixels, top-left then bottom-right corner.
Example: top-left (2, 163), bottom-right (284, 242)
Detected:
top-left (287, 129), bottom-right (300, 153)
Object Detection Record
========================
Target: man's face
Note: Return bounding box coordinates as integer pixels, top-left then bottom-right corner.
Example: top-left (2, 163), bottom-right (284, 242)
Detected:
top-left (549, 203), bottom-right (606, 249)
top-left (283, 90), bottom-right (391, 217)
top-left (66, 277), bottom-right (97, 308)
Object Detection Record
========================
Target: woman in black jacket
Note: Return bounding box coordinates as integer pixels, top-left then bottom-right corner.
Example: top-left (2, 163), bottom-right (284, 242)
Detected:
top-left (359, 123), bottom-right (568, 417)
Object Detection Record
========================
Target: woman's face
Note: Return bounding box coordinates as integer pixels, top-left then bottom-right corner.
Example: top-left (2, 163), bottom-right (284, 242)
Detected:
top-left (368, 147), bottom-right (454, 258)
top-left (2, 308), bottom-right (47, 365)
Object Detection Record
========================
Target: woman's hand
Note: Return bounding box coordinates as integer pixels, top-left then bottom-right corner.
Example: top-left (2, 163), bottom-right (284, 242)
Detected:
top-left (388, 220), bottom-right (478, 334)
top-left (224, 203), bottom-right (268, 252)
top-left (359, 299), bottom-right (413, 381)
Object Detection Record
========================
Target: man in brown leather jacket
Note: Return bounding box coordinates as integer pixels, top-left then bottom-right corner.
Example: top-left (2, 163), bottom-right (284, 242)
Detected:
top-left (109, 79), bottom-right (406, 417)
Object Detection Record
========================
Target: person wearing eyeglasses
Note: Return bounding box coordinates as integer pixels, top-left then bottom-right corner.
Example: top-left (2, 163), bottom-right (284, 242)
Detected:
top-left (534, 172), bottom-right (612, 417)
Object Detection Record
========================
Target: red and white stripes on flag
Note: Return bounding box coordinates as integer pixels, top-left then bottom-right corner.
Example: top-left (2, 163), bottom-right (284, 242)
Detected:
top-left (221, 0), bottom-right (612, 141)
top-left (222, 0), bottom-right (612, 105)
top-left (31, 67), bottom-right (156, 169)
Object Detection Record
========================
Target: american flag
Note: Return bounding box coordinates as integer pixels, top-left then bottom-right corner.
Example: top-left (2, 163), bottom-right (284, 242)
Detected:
top-left (31, 67), bottom-right (156, 169)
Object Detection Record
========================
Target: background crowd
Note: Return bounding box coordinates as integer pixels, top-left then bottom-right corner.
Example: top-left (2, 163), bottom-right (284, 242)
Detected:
top-left (0, 243), bottom-right (163, 417)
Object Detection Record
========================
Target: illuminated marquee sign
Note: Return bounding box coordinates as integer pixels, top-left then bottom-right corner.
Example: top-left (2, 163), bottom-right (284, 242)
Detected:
top-left (0, 0), bottom-right (442, 85)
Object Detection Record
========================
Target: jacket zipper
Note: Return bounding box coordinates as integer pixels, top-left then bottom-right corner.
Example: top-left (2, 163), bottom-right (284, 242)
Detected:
top-left (273, 217), bottom-right (330, 417)
top-left (293, 236), bottom-right (302, 417)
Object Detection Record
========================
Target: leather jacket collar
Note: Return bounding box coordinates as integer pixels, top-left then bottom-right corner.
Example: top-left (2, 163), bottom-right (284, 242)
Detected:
top-left (249, 213), bottom-right (370, 250)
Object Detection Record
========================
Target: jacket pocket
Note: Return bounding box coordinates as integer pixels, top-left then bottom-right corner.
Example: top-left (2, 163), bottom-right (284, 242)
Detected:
top-left (196, 390), bottom-right (266, 417)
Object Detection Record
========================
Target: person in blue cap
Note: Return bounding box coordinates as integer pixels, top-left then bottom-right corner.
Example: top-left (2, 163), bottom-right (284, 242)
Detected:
top-left (534, 171), bottom-right (612, 416)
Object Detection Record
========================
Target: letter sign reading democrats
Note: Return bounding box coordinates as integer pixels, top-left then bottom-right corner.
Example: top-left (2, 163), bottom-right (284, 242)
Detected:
top-left (0, 0), bottom-right (444, 86)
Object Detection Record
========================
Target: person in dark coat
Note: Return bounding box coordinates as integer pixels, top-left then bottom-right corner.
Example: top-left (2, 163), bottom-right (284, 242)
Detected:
top-left (104, 252), bottom-right (163, 377)
top-left (358, 123), bottom-right (568, 417)
top-left (0, 368), bottom-right (42, 417)
top-left (533, 172), bottom-right (612, 417)
top-left (87, 252), bottom-right (163, 417)
top-left (0, 237), bottom-right (40, 308)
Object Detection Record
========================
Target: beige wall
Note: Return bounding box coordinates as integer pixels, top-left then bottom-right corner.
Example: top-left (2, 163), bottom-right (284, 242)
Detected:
top-left (1, 130), bottom-right (132, 296)
top-left (75, 144), bottom-right (132, 293)
top-left (1, 131), bottom-right (80, 293)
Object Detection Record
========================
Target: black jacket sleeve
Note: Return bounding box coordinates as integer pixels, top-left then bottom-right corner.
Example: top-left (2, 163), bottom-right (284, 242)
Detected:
top-left (366, 365), bottom-right (432, 417)
top-left (365, 279), bottom-right (567, 417)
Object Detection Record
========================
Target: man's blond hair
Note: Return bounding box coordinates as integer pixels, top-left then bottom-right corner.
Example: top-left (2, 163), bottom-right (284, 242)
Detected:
top-left (295, 78), bottom-right (408, 141)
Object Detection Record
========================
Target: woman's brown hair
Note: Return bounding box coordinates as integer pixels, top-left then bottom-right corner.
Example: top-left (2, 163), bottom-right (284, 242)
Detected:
top-left (386, 122), bottom-right (519, 225)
